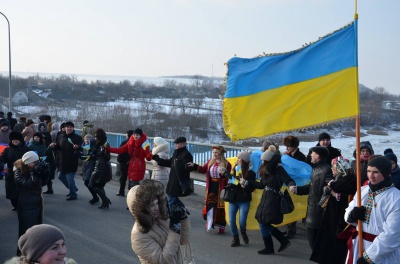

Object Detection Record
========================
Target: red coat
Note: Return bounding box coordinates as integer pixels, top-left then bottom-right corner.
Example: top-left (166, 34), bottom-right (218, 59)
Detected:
top-left (109, 132), bottom-right (152, 181)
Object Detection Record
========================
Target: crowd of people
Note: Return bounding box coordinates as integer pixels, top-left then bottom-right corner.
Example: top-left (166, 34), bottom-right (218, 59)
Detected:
top-left (2, 115), bottom-right (400, 264)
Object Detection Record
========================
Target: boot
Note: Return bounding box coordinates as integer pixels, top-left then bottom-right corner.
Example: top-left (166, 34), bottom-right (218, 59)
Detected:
top-left (270, 227), bottom-right (291, 253)
top-left (241, 230), bottom-right (249, 244)
top-left (44, 181), bottom-right (54, 194)
top-left (231, 234), bottom-right (240, 247)
top-left (258, 236), bottom-right (274, 255)
top-left (95, 188), bottom-right (111, 209)
top-left (285, 222), bottom-right (296, 239)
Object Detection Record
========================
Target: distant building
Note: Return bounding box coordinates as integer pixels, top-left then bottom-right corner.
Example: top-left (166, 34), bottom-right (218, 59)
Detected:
top-left (12, 91), bottom-right (28, 105)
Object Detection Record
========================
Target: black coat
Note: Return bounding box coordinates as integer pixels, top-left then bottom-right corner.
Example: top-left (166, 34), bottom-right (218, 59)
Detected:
top-left (297, 160), bottom-right (333, 229)
top-left (306, 143), bottom-right (341, 166)
top-left (52, 131), bottom-right (83, 173)
top-left (157, 146), bottom-right (193, 197)
top-left (252, 165), bottom-right (295, 225)
top-left (117, 138), bottom-right (130, 171)
top-left (0, 142), bottom-right (30, 199)
top-left (224, 169), bottom-right (256, 203)
top-left (89, 142), bottom-right (112, 185)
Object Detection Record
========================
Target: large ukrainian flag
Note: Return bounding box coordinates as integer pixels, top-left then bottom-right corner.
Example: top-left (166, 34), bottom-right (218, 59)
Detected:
top-left (223, 21), bottom-right (359, 140)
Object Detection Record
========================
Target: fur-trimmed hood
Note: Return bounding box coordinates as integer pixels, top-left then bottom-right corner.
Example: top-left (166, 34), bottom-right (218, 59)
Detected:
top-left (126, 179), bottom-right (169, 233)
top-left (151, 141), bottom-right (170, 155)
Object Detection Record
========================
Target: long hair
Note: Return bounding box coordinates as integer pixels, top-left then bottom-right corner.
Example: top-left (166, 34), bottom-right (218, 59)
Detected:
top-left (259, 154), bottom-right (281, 180)
top-left (94, 128), bottom-right (107, 147)
top-left (236, 160), bottom-right (250, 180)
top-left (14, 159), bottom-right (33, 177)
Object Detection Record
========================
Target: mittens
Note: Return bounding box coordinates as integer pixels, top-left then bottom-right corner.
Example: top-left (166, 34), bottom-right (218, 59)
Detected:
top-left (152, 154), bottom-right (160, 162)
top-left (351, 206), bottom-right (366, 221)
top-left (356, 257), bottom-right (369, 264)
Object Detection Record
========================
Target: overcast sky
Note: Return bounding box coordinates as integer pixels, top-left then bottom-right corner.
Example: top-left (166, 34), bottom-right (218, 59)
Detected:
top-left (0, 0), bottom-right (398, 94)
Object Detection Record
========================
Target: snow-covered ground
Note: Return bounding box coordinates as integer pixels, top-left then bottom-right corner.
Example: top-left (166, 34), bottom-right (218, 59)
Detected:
top-left (298, 130), bottom-right (400, 160)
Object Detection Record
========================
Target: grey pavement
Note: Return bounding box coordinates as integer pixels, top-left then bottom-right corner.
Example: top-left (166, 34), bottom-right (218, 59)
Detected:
top-left (0, 173), bottom-right (313, 264)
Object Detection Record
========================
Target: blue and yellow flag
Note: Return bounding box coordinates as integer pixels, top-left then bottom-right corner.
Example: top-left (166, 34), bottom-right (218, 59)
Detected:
top-left (223, 21), bottom-right (359, 140)
top-left (141, 140), bottom-right (150, 150)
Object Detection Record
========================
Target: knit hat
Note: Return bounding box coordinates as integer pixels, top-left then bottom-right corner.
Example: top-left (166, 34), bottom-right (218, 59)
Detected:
top-left (384, 148), bottom-right (394, 155)
top-left (261, 145), bottom-right (277, 161)
top-left (310, 146), bottom-right (329, 159)
top-left (173, 136), bottom-right (186, 144)
top-left (237, 151), bottom-right (251, 163)
top-left (18, 224), bottom-right (65, 262)
top-left (64, 121), bottom-right (74, 127)
top-left (0, 121), bottom-right (8, 128)
top-left (153, 136), bottom-right (168, 146)
top-left (9, 131), bottom-right (24, 142)
top-left (384, 149), bottom-right (397, 164)
top-left (318, 132), bottom-right (331, 142)
top-left (22, 151), bottom-right (39, 164)
top-left (283, 136), bottom-right (299, 148)
top-left (368, 156), bottom-right (392, 178)
top-left (133, 128), bottom-right (143, 136)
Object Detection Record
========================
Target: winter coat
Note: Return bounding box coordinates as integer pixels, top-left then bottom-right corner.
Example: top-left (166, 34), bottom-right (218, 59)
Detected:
top-left (223, 168), bottom-right (255, 203)
top-left (151, 141), bottom-right (170, 188)
top-left (0, 129), bottom-right (11, 144)
top-left (22, 124), bottom-right (36, 143)
top-left (297, 160), bottom-right (333, 229)
top-left (50, 123), bottom-right (60, 143)
top-left (52, 131), bottom-right (83, 174)
top-left (306, 143), bottom-right (341, 166)
top-left (0, 138), bottom-right (30, 200)
top-left (350, 159), bottom-right (369, 185)
top-left (391, 165), bottom-right (400, 190)
top-left (13, 121), bottom-right (26, 133)
top-left (127, 179), bottom-right (190, 264)
top-left (288, 148), bottom-right (306, 162)
top-left (28, 138), bottom-right (47, 157)
top-left (89, 141), bottom-right (112, 185)
top-left (80, 138), bottom-right (95, 181)
top-left (157, 146), bottom-right (193, 197)
top-left (252, 164), bottom-right (295, 225)
top-left (14, 159), bottom-right (49, 237)
top-left (7, 117), bottom-right (17, 131)
top-left (4, 256), bottom-right (76, 264)
top-left (109, 132), bottom-right (152, 182)
top-left (81, 122), bottom-right (95, 138)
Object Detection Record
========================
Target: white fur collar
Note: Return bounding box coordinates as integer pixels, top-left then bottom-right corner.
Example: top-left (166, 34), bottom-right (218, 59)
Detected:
top-left (152, 142), bottom-right (170, 155)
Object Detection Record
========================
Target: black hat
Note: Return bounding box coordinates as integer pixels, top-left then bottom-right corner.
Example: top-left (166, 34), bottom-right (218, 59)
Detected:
top-left (9, 131), bottom-right (24, 142)
top-left (318, 132), bottom-right (331, 141)
top-left (384, 148), bottom-right (394, 155)
top-left (174, 136), bottom-right (186, 144)
top-left (0, 121), bottom-right (8, 128)
top-left (64, 121), bottom-right (74, 127)
top-left (133, 128), bottom-right (143, 136)
top-left (283, 136), bottom-right (299, 148)
top-left (368, 156), bottom-right (392, 178)
top-left (384, 149), bottom-right (397, 164)
top-left (310, 146), bottom-right (329, 159)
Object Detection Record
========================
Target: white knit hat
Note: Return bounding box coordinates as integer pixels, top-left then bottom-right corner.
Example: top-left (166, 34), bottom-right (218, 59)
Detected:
top-left (22, 151), bottom-right (39, 164)
top-left (261, 145), bottom-right (276, 161)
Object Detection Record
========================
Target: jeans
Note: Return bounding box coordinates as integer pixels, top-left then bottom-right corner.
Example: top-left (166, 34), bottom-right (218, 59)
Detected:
top-left (259, 223), bottom-right (272, 237)
top-left (58, 172), bottom-right (77, 198)
top-left (128, 180), bottom-right (140, 190)
top-left (167, 195), bottom-right (185, 214)
top-left (228, 201), bottom-right (250, 235)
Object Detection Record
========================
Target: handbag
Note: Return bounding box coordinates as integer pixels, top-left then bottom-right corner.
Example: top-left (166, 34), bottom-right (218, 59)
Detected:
top-left (277, 166), bottom-right (295, 214)
top-left (220, 186), bottom-right (235, 202)
top-left (180, 178), bottom-right (194, 197)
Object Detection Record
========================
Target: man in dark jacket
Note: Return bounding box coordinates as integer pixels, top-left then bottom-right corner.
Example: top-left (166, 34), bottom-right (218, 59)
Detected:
top-left (290, 146), bottom-right (333, 250)
top-left (152, 136), bottom-right (193, 212)
top-left (6, 112), bottom-right (17, 131)
top-left (49, 121), bottom-right (83, 200)
top-left (306, 132), bottom-right (341, 166)
top-left (116, 130), bottom-right (133, 196)
top-left (13, 117), bottom-right (26, 133)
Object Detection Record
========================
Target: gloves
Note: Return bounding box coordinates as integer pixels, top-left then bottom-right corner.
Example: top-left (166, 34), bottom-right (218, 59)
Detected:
top-left (356, 257), bottom-right (369, 264)
top-left (239, 178), bottom-right (248, 188)
top-left (351, 206), bottom-right (366, 221)
top-left (34, 161), bottom-right (48, 175)
top-left (169, 205), bottom-right (182, 234)
top-left (152, 154), bottom-right (160, 162)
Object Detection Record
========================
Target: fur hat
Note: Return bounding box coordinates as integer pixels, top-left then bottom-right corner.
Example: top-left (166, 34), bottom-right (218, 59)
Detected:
top-left (64, 121), bottom-right (74, 127)
top-left (368, 156), bottom-right (392, 178)
top-left (237, 151), bottom-right (251, 163)
top-left (22, 151), bottom-right (39, 164)
top-left (126, 179), bottom-right (169, 233)
top-left (33, 132), bottom-right (43, 142)
top-left (152, 137), bottom-right (170, 155)
top-left (318, 132), bottom-right (331, 142)
top-left (310, 146), bottom-right (329, 159)
top-left (173, 136), bottom-right (186, 144)
top-left (9, 131), bottom-right (24, 142)
top-left (283, 136), bottom-right (299, 148)
top-left (18, 224), bottom-right (65, 262)
top-left (261, 145), bottom-right (277, 161)
top-left (384, 149), bottom-right (397, 164)
top-left (133, 128), bottom-right (143, 136)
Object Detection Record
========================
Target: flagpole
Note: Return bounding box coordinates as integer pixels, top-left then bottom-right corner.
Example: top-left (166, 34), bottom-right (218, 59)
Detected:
top-left (354, 1), bottom-right (364, 257)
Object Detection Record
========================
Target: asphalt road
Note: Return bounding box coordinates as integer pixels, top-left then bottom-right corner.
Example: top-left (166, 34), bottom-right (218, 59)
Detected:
top-left (0, 175), bottom-right (313, 264)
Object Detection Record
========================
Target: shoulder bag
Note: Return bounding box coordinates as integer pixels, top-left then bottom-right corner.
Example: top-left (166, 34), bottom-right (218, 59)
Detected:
top-left (277, 168), bottom-right (295, 214)
top-left (220, 185), bottom-right (235, 202)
